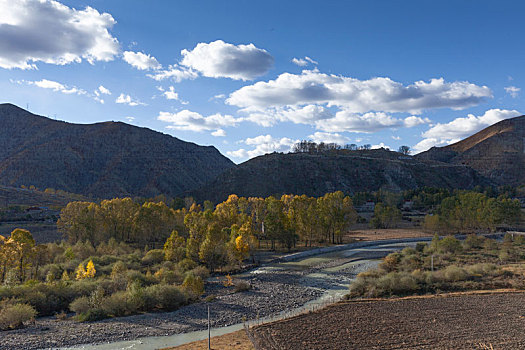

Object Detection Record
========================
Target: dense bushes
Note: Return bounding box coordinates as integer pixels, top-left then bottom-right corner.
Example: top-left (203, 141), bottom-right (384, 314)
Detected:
top-left (0, 302), bottom-right (36, 330)
top-left (349, 235), bottom-right (525, 298)
top-left (70, 283), bottom-right (189, 321)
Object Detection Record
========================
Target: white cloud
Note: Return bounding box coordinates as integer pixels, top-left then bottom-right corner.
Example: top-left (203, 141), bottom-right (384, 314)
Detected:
top-left (392, 135), bottom-right (401, 140)
top-left (115, 93), bottom-right (146, 106)
top-left (93, 85), bottom-right (111, 103)
top-left (0, 0), bottom-right (119, 69)
top-left (227, 135), bottom-right (298, 160)
top-left (292, 56), bottom-right (317, 66)
top-left (147, 64), bottom-right (198, 82)
top-left (307, 132), bottom-right (349, 145)
top-left (242, 104), bottom-right (333, 127)
top-left (316, 111), bottom-right (401, 133)
top-left (404, 116), bottom-right (431, 127)
top-left (413, 108), bottom-right (521, 153)
top-left (227, 70), bottom-right (492, 115)
top-left (292, 58), bottom-right (308, 67)
top-left (180, 40), bottom-right (273, 80)
top-left (157, 110), bottom-right (241, 133)
top-left (505, 86), bottom-right (520, 98)
top-left (157, 86), bottom-right (188, 104)
top-left (211, 129), bottom-right (226, 137)
top-left (16, 79), bottom-right (86, 96)
top-left (161, 86), bottom-right (179, 100)
top-left (123, 51), bottom-right (161, 70)
top-left (97, 85), bottom-right (111, 95)
top-left (371, 142), bottom-right (390, 150)
top-left (125, 116), bottom-right (135, 123)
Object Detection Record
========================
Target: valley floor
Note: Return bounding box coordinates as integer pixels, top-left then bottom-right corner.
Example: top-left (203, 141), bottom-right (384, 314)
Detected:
top-left (0, 239), bottom-right (409, 350)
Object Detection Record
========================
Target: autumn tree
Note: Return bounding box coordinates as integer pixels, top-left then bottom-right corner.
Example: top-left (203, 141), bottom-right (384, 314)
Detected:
top-left (317, 192), bottom-right (357, 244)
top-left (370, 203), bottom-right (402, 229)
top-left (163, 230), bottom-right (186, 263)
top-left (198, 222), bottom-right (229, 272)
top-left (10, 229), bottom-right (35, 282)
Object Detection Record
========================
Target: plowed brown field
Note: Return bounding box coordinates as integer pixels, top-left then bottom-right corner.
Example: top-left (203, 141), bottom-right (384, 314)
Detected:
top-left (250, 292), bottom-right (525, 349)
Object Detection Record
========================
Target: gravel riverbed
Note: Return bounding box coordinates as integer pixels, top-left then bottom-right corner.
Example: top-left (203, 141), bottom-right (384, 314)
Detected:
top-left (0, 246), bottom-right (393, 350)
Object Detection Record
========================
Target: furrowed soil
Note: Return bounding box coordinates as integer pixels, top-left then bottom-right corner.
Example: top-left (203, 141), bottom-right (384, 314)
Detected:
top-left (250, 291), bottom-right (525, 350)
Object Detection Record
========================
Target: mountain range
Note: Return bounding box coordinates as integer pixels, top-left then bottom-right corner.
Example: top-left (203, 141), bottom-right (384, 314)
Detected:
top-left (1, 103), bottom-right (524, 203)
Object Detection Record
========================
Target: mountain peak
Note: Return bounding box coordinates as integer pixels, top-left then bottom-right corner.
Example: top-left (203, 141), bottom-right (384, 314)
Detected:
top-left (0, 104), bottom-right (234, 198)
top-left (416, 115), bottom-right (525, 186)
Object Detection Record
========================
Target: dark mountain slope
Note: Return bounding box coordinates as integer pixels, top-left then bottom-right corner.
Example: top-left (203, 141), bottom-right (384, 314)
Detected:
top-left (0, 103), bottom-right (234, 198)
top-left (191, 149), bottom-right (491, 203)
top-left (416, 115), bottom-right (525, 186)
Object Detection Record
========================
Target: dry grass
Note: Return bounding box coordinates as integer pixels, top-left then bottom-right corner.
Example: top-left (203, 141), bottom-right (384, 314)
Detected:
top-left (162, 330), bottom-right (254, 350)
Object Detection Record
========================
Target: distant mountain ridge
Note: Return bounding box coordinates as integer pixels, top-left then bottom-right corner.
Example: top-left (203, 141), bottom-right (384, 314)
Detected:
top-left (0, 103), bottom-right (234, 198)
top-left (190, 149), bottom-right (492, 203)
top-left (415, 115), bottom-right (525, 186)
top-left (192, 116), bottom-right (525, 203)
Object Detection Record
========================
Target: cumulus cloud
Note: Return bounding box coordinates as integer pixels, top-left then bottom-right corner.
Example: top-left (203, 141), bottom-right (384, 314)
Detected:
top-left (226, 70), bottom-right (487, 133)
top-left (180, 40), bottom-right (273, 80)
top-left (413, 109), bottom-right (521, 153)
top-left (227, 70), bottom-right (492, 115)
top-left (292, 56), bottom-right (317, 67)
top-left (315, 111), bottom-right (427, 133)
top-left (97, 85), bottom-right (111, 95)
top-left (242, 104), bottom-right (333, 127)
top-left (307, 132), bottom-right (349, 145)
top-left (211, 129), bottom-right (226, 137)
top-left (0, 0), bottom-right (119, 69)
top-left (147, 64), bottom-right (198, 82)
top-left (14, 79), bottom-right (86, 96)
top-left (115, 93), bottom-right (146, 106)
top-left (404, 116), bottom-right (431, 128)
top-left (93, 85), bottom-right (111, 103)
top-left (226, 70), bottom-right (492, 114)
top-left (505, 86), bottom-right (520, 98)
top-left (157, 110), bottom-right (241, 133)
top-left (157, 86), bottom-right (188, 104)
top-left (227, 135), bottom-right (297, 160)
top-left (123, 51), bottom-right (161, 70)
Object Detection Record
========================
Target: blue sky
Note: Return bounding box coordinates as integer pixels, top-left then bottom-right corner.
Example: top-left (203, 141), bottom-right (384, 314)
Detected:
top-left (1, 0), bottom-right (524, 162)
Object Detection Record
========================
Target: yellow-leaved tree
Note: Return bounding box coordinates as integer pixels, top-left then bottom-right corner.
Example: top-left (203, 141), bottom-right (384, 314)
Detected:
top-left (75, 263), bottom-right (86, 280)
top-left (85, 260), bottom-right (96, 278)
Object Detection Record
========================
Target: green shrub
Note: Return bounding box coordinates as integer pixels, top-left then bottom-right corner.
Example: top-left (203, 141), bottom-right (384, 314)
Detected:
top-left (183, 274), bottom-right (204, 299)
top-left (101, 291), bottom-right (129, 317)
top-left (0, 303), bottom-right (37, 330)
top-left (144, 284), bottom-right (187, 310)
top-left (438, 236), bottom-right (462, 254)
top-left (76, 308), bottom-right (107, 322)
top-left (463, 235), bottom-right (485, 250)
top-left (141, 249), bottom-right (164, 266)
top-left (125, 281), bottom-right (145, 312)
top-left (178, 258), bottom-right (198, 272)
top-left (69, 296), bottom-right (90, 315)
top-left (442, 265), bottom-right (468, 282)
top-left (376, 272), bottom-right (419, 295)
top-left (189, 266), bottom-right (210, 280)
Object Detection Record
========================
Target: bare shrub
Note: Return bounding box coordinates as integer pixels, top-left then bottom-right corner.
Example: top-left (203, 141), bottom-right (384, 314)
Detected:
top-left (0, 303), bottom-right (37, 330)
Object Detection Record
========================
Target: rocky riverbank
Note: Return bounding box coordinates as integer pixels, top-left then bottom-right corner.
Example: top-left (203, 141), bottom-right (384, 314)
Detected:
top-left (0, 244), bottom-right (397, 350)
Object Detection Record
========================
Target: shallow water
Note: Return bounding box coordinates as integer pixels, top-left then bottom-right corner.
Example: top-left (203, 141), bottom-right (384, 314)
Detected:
top-left (59, 241), bottom-right (418, 350)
